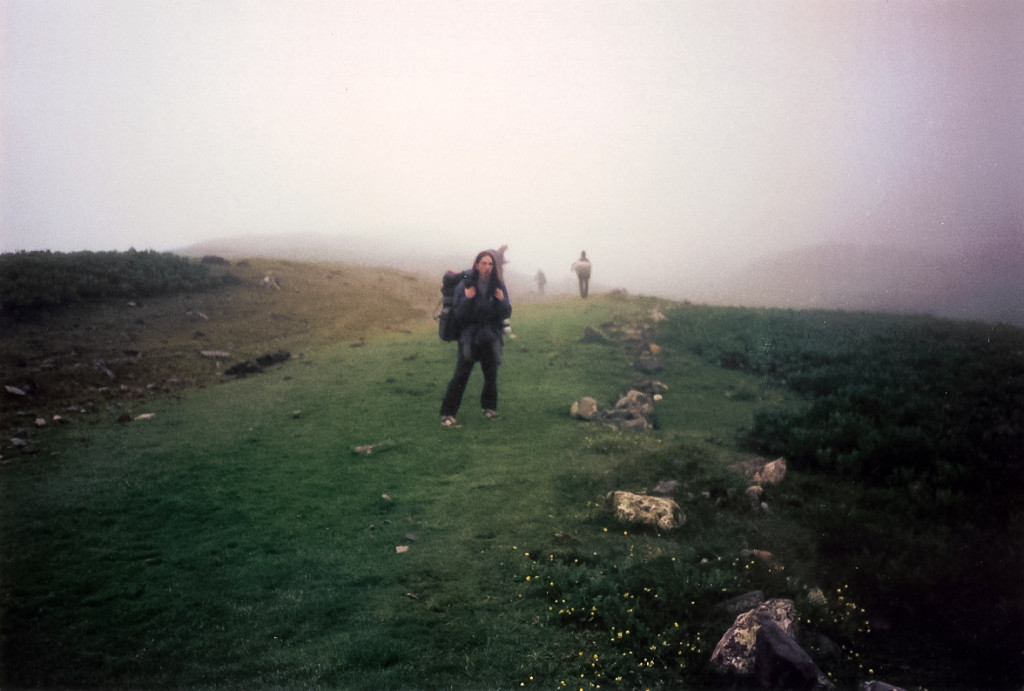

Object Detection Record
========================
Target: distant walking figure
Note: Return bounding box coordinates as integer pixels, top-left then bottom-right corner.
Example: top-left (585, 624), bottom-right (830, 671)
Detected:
top-left (535, 269), bottom-right (547, 295)
top-left (571, 251), bottom-right (592, 298)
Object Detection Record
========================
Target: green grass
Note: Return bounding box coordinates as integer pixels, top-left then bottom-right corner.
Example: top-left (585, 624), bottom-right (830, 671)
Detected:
top-left (2, 293), bottom-right (1022, 689)
top-left (2, 295), bottom-right (698, 689)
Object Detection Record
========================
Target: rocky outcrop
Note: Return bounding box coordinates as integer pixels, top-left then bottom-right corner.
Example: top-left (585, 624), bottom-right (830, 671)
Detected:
top-left (571, 389), bottom-right (657, 430)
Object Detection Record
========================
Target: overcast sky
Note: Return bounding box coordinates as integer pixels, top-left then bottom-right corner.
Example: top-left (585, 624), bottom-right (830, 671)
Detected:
top-left (2, 0), bottom-right (1022, 289)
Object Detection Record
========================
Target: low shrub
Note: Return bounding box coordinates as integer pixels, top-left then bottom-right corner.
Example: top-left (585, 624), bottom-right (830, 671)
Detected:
top-left (0, 249), bottom-right (234, 317)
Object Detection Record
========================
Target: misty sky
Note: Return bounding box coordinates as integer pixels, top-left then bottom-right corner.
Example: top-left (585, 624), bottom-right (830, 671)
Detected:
top-left (2, 0), bottom-right (1022, 289)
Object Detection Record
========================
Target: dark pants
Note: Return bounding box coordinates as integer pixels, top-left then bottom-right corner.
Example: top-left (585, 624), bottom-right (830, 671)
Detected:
top-left (440, 342), bottom-right (499, 417)
top-left (577, 273), bottom-right (590, 298)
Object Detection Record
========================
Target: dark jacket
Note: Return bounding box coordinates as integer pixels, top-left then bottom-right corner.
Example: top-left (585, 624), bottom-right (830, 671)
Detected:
top-left (452, 279), bottom-right (512, 361)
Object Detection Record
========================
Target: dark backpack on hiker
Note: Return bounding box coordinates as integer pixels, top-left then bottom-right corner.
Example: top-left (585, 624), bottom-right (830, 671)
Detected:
top-left (437, 269), bottom-right (472, 341)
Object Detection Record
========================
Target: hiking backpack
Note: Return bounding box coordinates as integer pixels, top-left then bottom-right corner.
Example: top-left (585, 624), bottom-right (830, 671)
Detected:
top-left (437, 269), bottom-right (472, 342)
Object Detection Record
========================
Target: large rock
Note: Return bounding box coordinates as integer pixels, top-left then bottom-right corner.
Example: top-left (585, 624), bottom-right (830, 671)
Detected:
top-left (605, 491), bottom-right (684, 531)
top-left (711, 599), bottom-right (797, 675)
top-left (711, 599), bottom-right (832, 689)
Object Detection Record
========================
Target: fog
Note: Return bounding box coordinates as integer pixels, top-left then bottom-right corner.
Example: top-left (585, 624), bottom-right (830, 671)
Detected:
top-left (2, 1), bottom-right (1022, 319)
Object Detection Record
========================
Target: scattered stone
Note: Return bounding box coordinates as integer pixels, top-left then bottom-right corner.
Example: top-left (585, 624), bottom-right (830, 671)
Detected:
top-left (34, 417), bottom-right (46, 427)
top-left (353, 441), bottom-right (396, 455)
top-left (4, 385), bottom-right (26, 396)
top-left (741, 549), bottom-right (784, 571)
top-left (223, 360), bottom-right (262, 376)
top-left (755, 458), bottom-right (787, 485)
top-left (395, 545), bottom-right (411, 554)
top-left (605, 490), bottom-right (685, 531)
top-left (633, 379), bottom-right (668, 395)
top-left (200, 350), bottom-right (232, 358)
top-left (93, 360), bottom-right (116, 380)
top-left (223, 351), bottom-right (291, 377)
top-left (135, 413), bottom-right (155, 421)
top-left (573, 389), bottom-right (656, 430)
top-left (614, 390), bottom-right (654, 418)
top-left (653, 479), bottom-right (679, 495)
top-left (570, 397), bottom-right (599, 420)
top-left (731, 457), bottom-right (788, 485)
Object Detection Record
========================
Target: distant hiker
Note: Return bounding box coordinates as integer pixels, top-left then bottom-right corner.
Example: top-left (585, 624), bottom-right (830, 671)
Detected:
top-left (571, 251), bottom-right (592, 298)
top-left (439, 250), bottom-right (513, 428)
top-left (535, 269), bottom-right (547, 295)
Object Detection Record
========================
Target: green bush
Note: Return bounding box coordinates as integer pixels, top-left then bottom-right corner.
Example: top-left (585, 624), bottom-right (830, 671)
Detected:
top-left (0, 249), bottom-right (233, 317)
top-left (662, 307), bottom-right (1024, 500)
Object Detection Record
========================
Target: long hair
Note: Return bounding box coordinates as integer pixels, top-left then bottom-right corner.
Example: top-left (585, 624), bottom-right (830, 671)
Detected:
top-left (470, 250), bottom-right (501, 295)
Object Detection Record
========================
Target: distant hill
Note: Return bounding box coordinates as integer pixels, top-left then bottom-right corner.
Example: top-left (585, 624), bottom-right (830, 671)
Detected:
top-left (177, 233), bottom-right (573, 302)
top-left (689, 241), bottom-right (1024, 327)
top-left (179, 233), bottom-right (1024, 326)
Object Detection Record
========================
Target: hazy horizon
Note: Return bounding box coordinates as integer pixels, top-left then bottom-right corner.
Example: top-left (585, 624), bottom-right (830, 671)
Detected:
top-left (2, 1), bottom-right (1022, 305)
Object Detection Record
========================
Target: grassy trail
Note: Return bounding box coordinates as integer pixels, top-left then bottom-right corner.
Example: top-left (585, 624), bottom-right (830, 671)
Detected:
top-left (4, 294), bottom-right (752, 689)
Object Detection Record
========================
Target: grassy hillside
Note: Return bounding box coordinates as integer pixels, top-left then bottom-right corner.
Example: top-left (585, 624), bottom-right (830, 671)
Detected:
top-left (2, 257), bottom-right (1021, 689)
top-left (0, 256), bottom-right (438, 424)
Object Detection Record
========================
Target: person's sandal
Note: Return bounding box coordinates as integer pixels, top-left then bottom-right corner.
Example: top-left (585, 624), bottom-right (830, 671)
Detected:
top-left (483, 409), bottom-right (499, 420)
top-left (441, 416), bottom-right (461, 428)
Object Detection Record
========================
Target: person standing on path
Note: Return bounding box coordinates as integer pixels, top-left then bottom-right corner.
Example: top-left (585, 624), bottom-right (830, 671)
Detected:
top-left (571, 251), bottom-right (592, 298)
top-left (439, 250), bottom-right (512, 428)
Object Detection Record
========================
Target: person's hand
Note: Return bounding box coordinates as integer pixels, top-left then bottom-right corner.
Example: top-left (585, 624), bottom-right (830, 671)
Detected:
top-left (464, 286), bottom-right (477, 299)
top-left (494, 288), bottom-right (504, 301)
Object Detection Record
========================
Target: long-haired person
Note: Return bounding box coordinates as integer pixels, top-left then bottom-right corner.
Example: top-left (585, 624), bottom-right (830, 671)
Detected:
top-left (439, 250), bottom-right (512, 427)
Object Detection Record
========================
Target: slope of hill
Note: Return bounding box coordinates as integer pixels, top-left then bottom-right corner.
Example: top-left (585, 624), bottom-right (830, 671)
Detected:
top-left (178, 233), bottom-right (574, 302)
top-left (0, 257), bottom-right (438, 424)
top-left (690, 241), bottom-right (1024, 326)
